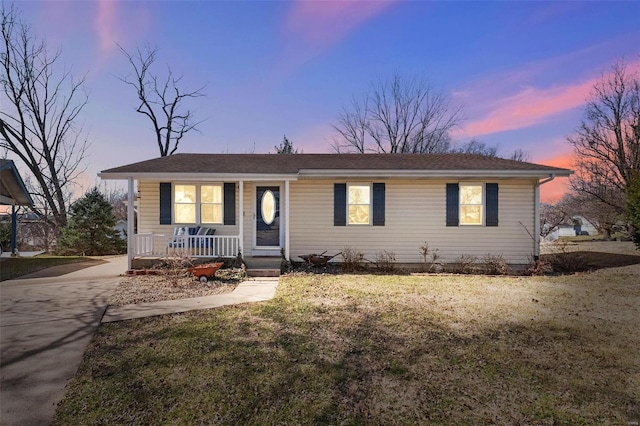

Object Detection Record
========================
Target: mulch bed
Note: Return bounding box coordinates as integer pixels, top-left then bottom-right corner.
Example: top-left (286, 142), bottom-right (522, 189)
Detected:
top-left (541, 251), bottom-right (640, 270)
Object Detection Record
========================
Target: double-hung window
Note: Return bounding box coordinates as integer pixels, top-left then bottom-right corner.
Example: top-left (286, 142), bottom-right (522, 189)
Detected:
top-left (174, 184), bottom-right (223, 224)
top-left (348, 183), bottom-right (371, 225)
top-left (446, 182), bottom-right (498, 227)
top-left (459, 184), bottom-right (483, 225)
top-left (200, 185), bottom-right (223, 224)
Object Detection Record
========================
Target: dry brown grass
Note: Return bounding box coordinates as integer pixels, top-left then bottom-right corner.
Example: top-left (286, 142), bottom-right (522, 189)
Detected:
top-left (56, 261), bottom-right (640, 424)
top-left (109, 275), bottom-right (238, 306)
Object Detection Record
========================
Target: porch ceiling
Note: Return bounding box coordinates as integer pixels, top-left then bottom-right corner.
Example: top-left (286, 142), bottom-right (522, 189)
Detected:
top-left (0, 159), bottom-right (33, 206)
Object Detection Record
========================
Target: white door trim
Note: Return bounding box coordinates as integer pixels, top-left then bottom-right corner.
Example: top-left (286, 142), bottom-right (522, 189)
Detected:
top-left (252, 182), bottom-right (284, 256)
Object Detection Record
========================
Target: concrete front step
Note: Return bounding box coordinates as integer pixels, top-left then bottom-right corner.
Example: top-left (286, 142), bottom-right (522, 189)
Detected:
top-left (247, 268), bottom-right (280, 277)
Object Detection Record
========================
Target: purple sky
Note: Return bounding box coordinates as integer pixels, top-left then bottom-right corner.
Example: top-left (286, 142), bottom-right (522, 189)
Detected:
top-left (7, 0), bottom-right (640, 202)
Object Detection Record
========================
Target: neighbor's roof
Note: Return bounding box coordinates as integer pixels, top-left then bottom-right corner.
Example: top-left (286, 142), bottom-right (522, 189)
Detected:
top-left (0, 159), bottom-right (34, 206)
top-left (99, 153), bottom-right (573, 180)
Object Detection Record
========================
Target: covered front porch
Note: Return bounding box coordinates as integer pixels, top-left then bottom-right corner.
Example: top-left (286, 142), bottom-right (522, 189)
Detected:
top-left (121, 177), bottom-right (293, 270)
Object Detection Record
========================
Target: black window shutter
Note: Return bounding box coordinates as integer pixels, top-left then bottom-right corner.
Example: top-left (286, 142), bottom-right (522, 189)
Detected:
top-left (223, 182), bottom-right (236, 225)
top-left (334, 183), bottom-right (347, 226)
top-left (446, 183), bottom-right (459, 227)
top-left (372, 183), bottom-right (385, 226)
top-left (159, 182), bottom-right (172, 225)
top-left (486, 183), bottom-right (499, 227)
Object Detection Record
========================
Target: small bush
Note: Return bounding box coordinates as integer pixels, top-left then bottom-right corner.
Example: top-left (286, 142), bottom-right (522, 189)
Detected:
top-left (429, 248), bottom-right (443, 272)
top-left (341, 247), bottom-right (365, 272)
top-left (374, 250), bottom-right (396, 272)
top-left (419, 242), bottom-right (430, 271)
top-left (419, 242), bottom-right (443, 273)
top-left (216, 267), bottom-right (246, 282)
top-left (547, 252), bottom-right (590, 273)
top-left (455, 254), bottom-right (479, 274)
top-left (280, 248), bottom-right (292, 274)
top-left (524, 257), bottom-right (553, 276)
top-left (483, 254), bottom-right (510, 275)
top-left (159, 253), bottom-right (193, 285)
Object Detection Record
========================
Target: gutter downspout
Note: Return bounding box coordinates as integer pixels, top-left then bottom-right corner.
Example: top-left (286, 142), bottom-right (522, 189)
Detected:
top-left (534, 174), bottom-right (556, 260)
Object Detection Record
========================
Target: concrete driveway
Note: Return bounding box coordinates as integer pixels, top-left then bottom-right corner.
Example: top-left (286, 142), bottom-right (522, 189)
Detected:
top-left (0, 256), bottom-right (126, 426)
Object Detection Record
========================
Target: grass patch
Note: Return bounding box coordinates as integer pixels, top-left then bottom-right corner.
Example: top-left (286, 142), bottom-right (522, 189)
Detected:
top-left (0, 255), bottom-right (97, 281)
top-left (559, 233), bottom-right (625, 242)
top-left (54, 269), bottom-right (640, 424)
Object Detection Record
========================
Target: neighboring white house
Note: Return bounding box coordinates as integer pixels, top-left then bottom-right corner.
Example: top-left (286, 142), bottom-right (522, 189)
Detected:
top-left (114, 220), bottom-right (128, 239)
top-left (546, 215), bottom-right (599, 240)
top-left (99, 153), bottom-right (573, 269)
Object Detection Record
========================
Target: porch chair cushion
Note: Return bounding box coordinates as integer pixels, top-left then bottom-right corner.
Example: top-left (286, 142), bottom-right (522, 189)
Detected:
top-left (169, 226), bottom-right (216, 249)
top-left (195, 227), bottom-right (216, 248)
top-left (196, 226), bottom-right (216, 235)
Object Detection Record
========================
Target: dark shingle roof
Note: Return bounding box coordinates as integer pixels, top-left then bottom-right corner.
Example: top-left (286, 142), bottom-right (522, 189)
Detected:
top-left (100, 153), bottom-right (571, 177)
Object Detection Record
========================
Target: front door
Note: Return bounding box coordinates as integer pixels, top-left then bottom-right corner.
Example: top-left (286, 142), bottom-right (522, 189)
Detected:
top-left (256, 186), bottom-right (280, 248)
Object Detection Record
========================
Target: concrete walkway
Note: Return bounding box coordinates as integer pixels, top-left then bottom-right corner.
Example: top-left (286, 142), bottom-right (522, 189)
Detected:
top-left (1, 256), bottom-right (279, 426)
top-left (0, 256), bottom-right (126, 426)
top-left (102, 277), bottom-right (279, 322)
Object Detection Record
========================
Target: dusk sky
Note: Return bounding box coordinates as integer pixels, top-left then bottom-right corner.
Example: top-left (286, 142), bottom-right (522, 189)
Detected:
top-left (9, 1), bottom-right (640, 202)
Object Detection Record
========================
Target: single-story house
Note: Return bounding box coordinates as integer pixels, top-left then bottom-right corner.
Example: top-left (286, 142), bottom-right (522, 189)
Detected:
top-left (99, 153), bottom-right (572, 270)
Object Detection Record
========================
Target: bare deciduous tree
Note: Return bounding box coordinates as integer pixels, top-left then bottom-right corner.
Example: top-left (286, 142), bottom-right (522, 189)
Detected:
top-left (332, 74), bottom-right (462, 154)
top-left (509, 148), bottom-right (530, 162)
top-left (568, 61), bottom-right (640, 220)
top-left (453, 139), bottom-right (498, 157)
top-left (540, 200), bottom-right (570, 238)
top-left (101, 184), bottom-right (128, 221)
top-left (453, 139), bottom-right (530, 162)
top-left (0, 4), bottom-right (88, 232)
top-left (567, 191), bottom-right (625, 238)
top-left (118, 44), bottom-right (205, 156)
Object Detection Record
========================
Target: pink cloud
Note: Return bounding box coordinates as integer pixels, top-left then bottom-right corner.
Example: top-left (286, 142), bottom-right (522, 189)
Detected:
top-left (455, 60), bottom-right (640, 139)
top-left (537, 152), bottom-right (575, 203)
top-left (95, 0), bottom-right (117, 53)
top-left (285, 0), bottom-right (396, 49)
top-left (93, 1), bottom-right (152, 55)
top-left (455, 79), bottom-right (594, 138)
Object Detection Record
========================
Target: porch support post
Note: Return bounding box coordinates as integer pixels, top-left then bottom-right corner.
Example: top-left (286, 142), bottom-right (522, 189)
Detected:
top-left (127, 177), bottom-right (135, 270)
top-left (534, 182), bottom-right (541, 260)
top-left (11, 204), bottom-right (18, 256)
top-left (238, 180), bottom-right (244, 258)
top-left (285, 179), bottom-right (290, 261)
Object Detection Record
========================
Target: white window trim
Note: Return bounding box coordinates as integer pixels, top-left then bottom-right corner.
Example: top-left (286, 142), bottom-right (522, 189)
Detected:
top-left (173, 183), bottom-right (224, 225)
top-left (459, 182), bottom-right (485, 226)
top-left (347, 182), bottom-right (372, 226)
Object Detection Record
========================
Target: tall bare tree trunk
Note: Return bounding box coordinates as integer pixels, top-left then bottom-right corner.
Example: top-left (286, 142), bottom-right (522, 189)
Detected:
top-left (0, 4), bottom-right (88, 235)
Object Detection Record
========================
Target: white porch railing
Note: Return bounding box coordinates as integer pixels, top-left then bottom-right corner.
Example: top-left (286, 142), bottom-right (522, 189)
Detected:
top-left (132, 234), bottom-right (240, 258)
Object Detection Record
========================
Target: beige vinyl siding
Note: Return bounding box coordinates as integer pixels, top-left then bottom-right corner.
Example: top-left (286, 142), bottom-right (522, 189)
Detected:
top-left (138, 179), bottom-right (536, 265)
top-left (289, 180), bottom-right (535, 265)
top-left (137, 180), bottom-right (239, 237)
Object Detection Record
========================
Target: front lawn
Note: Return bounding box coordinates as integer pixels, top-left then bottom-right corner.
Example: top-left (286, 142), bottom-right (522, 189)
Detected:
top-left (0, 255), bottom-right (97, 281)
top-left (54, 267), bottom-right (640, 424)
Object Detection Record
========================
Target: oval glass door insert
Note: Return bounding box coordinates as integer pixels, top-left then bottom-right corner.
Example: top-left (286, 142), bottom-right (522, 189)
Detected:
top-left (261, 190), bottom-right (276, 225)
